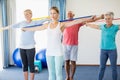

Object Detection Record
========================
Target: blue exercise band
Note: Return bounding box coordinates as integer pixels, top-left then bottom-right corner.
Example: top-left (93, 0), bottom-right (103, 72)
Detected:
top-left (24, 15), bottom-right (92, 28)
top-left (59, 15), bottom-right (92, 22)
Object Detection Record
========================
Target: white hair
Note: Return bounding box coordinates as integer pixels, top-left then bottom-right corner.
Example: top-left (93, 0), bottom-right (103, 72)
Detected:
top-left (105, 12), bottom-right (114, 18)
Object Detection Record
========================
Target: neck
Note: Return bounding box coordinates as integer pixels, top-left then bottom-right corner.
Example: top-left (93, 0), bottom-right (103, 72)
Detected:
top-left (106, 23), bottom-right (113, 27)
top-left (51, 20), bottom-right (58, 24)
top-left (26, 19), bottom-right (32, 23)
top-left (68, 17), bottom-right (73, 20)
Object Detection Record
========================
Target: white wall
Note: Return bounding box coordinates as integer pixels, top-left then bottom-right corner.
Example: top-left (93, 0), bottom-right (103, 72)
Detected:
top-left (66, 0), bottom-right (120, 65)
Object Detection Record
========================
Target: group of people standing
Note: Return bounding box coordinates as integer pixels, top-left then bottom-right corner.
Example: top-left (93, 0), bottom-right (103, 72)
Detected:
top-left (1, 6), bottom-right (119, 80)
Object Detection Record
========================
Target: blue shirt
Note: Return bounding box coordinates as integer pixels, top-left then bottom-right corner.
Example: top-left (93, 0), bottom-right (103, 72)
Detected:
top-left (12, 19), bottom-right (48, 49)
top-left (100, 24), bottom-right (119, 50)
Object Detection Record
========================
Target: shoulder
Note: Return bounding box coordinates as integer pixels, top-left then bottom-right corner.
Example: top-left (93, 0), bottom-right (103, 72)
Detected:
top-left (16, 21), bottom-right (25, 25)
top-left (112, 24), bottom-right (120, 30)
top-left (59, 22), bottom-right (65, 32)
top-left (11, 21), bottom-right (25, 28)
top-left (99, 24), bottom-right (105, 29)
top-left (59, 22), bottom-right (64, 27)
top-left (43, 23), bottom-right (49, 28)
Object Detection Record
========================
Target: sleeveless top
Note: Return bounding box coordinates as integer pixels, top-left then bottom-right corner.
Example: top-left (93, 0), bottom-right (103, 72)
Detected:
top-left (46, 22), bottom-right (63, 56)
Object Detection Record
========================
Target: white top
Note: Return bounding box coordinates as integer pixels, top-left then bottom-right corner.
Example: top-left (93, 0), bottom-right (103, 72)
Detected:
top-left (46, 22), bottom-right (63, 56)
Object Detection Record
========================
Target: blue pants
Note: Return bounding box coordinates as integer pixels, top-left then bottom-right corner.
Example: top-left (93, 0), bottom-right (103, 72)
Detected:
top-left (46, 56), bottom-right (63, 80)
top-left (98, 49), bottom-right (117, 80)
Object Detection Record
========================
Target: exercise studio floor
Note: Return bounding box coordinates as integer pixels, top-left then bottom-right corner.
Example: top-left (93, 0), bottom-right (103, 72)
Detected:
top-left (0, 66), bottom-right (120, 80)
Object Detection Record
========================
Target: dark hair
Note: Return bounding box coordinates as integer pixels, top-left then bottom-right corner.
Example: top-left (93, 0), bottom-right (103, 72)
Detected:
top-left (50, 6), bottom-right (59, 14)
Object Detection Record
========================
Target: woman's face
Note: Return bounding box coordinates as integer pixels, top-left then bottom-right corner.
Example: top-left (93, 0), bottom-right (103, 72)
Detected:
top-left (24, 11), bottom-right (32, 20)
top-left (50, 9), bottom-right (59, 21)
top-left (105, 15), bottom-right (113, 25)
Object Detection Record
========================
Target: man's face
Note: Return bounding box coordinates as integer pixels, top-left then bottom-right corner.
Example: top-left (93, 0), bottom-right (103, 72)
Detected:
top-left (67, 11), bottom-right (74, 19)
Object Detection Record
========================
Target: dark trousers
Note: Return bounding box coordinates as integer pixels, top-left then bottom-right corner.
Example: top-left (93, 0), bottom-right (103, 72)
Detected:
top-left (20, 48), bottom-right (35, 73)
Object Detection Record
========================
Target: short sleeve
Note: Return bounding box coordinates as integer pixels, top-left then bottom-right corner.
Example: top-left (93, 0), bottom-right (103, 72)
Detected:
top-left (118, 25), bottom-right (120, 30)
top-left (11, 21), bottom-right (24, 28)
top-left (99, 24), bottom-right (105, 30)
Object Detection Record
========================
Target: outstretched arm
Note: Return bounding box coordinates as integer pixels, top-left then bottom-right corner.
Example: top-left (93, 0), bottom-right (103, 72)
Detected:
top-left (0, 26), bottom-right (11, 32)
top-left (82, 14), bottom-right (104, 24)
top-left (22, 23), bottom-right (48, 31)
top-left (63, 14), bottom-right (104, 27)
top-left (85, 14), bottom-right (104, 30)
top-left (86, 23), bottom-right (100, 30)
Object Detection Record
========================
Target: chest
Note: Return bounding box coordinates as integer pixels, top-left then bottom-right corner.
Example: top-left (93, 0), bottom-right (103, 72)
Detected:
top-left (102, 29), bottom-right (117, 37)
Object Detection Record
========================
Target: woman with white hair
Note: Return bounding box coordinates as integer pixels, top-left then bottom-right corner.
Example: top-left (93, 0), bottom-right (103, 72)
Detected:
top-left (86, 12), bottom-right (119, 80)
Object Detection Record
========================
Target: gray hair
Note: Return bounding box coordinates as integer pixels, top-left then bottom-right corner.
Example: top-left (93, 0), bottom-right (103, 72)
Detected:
top-left (105, 12), bottom-right (114, 18)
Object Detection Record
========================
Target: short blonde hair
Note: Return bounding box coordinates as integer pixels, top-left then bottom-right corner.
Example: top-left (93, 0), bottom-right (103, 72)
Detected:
top-left (105, 11), bottom-right (114, 18)
top-left (24, 9), bottom-right (32, 14)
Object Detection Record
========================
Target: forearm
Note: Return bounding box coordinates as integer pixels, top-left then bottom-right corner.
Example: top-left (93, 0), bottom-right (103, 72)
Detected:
top-left (83, 14), bottom-right (104, 23)
top-left (72, 17), bottom-right (94, 25)
top-left (22, 24), bottom-right (47, 31)
top-left (86, 23), bottom-right (100, 29)
top-left (94, 14), bottom-right (104, 21)
top-left (0, 26), bottom-right (10, 31)
top-left (22, 26), bottom-right (40, 31)
top-left (3, 26), bottom-right (10, 30)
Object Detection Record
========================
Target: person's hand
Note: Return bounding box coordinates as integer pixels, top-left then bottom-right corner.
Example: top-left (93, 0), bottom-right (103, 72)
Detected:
top-left (21, 28), bottom-right (26, 32)
top-left (92, 15), bottom-right (97, 21)
top-left (84, 20), bottom-right (89, 27)
top-left (85, 22), bottom-right (88, 27)
top-left (0, 28), bottom-right (4, 32)
top-left (90, 15), bottom-right (97, 21)
top-left (100, 14), bottom-right (104, 19)
top-left (92, 14), bottom-right (104, 21)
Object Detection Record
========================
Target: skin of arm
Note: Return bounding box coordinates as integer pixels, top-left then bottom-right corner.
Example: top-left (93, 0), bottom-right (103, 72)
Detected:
top-left (85, 14), bottom-right (104, 30)
top-left (0, 26), bottom-right (10, 32)
top-left (86, 23), bottom-right (100, 30)
top-left (61, 14), bottom-right (104, 30)
top-left (59, 17), bottom-right (94, 32)
top-left (22, 23), bottom-right (48, 31)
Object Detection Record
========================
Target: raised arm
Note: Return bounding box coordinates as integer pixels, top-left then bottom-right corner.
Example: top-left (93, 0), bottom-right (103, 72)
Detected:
top-left (22, 23), bottom-right (48, 31)
top-left (82, 14), bottom-right (104, 23)
top-left (63, 14), bottom-right (104, 27)
top-left (0, 25), bottom-right (11, 32)
top-left (86, 23), bottom-right (100, 29)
